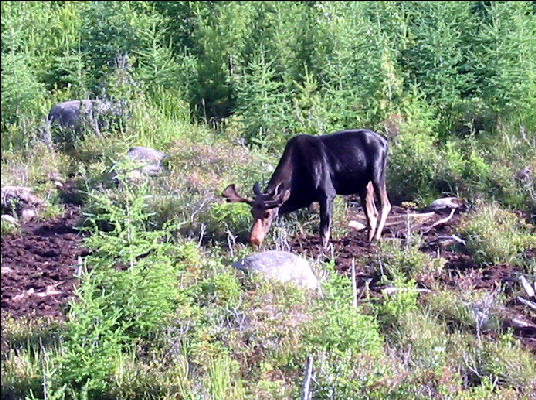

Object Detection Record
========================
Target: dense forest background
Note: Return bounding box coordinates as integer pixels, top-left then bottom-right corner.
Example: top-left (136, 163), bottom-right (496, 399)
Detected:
top-left (2, 2), bottom-right (536, 399)
top-left (2, 1), bottom-right (535, 211)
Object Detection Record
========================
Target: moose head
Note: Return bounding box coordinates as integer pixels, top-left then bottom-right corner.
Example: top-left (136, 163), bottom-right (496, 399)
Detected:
top-left (222, 182), bottom-right (290, 247)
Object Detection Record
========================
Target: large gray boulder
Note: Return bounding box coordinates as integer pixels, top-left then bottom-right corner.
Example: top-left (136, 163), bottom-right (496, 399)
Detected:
top-left (1, 186), bottom-right (44, 222)
top-left (233, 250), bottom-right (319, 290)
top-left (46, 99), bottom-right (124, 145)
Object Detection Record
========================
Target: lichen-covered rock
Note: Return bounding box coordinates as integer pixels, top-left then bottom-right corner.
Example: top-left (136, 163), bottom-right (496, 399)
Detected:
top-left (1, 186), bottom-right (44, 221)
top-left (126, 146), bottom-right (167, 177)
top-left (106, 146), bottom-right (168, 185)
top-left (233, 250), bottom-right (318, 290)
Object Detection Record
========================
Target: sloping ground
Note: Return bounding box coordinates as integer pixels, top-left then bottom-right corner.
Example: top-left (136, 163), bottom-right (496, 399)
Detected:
top-left (1, 201), bottom-right (534, 355)
top-left (1, 204), bottom-right (88, 321)
top-left (290, 204), bottom-right (536, 355)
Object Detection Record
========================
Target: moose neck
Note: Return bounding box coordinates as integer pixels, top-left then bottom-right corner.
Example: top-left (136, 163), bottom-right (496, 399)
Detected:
top-left (266, 143), bottom-right (294, 193)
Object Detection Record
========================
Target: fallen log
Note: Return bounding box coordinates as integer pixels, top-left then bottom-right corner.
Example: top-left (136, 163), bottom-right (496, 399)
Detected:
top-left (519, 275), bottom-right (535, 299)
top-left (382, 287), bottom-right (431, 295)
top-left (517, 296), bottom-right (536, 311)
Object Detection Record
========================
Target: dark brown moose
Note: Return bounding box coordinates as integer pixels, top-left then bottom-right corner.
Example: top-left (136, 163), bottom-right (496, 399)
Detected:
top-left (222, 129), bottom-right (391, 248)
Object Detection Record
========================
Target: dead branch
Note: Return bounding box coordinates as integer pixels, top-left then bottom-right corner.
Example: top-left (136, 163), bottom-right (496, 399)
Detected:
top-left (517, 296), bottom-right (536, 311)
top-left (382, 287), bottom-right (431, 295)
top-left (503, 315), bottom-right (536, 330)
top-left (427, 235), bottom-right (466, 247)
top-left (301, 355), bottom-right (314, 400)
top-left (422, 208), bottom-right (455, 233)
top-left (351, 211), bottom-right (436, 224)
top-left (519, 275), bottom-right (535, 299)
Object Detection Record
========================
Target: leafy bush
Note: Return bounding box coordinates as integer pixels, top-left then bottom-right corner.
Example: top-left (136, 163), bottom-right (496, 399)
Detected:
top-left (306, 262), bottom-right (384, 356)
top-left (376, 236), bottom-right (446, 282)
top-left (1, 218), bottom-right (20, 237)
top-left (457, 202), bottom-right (536, 266)
top-left (387, 91), bottom-right (443, 205)
top-left (55, 178), bottom-right (188, 395)
top-left (389, 310), bottom-right (449, 370)
top-left (204, 201), bottom-right (252, 243)
top-left (459, 332), bottom-right (536, 392)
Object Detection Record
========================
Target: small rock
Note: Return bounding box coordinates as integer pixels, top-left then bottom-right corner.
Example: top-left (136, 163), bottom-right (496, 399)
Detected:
top-left (514, 166), bottom-right (532, 183)
top-left (21, 208), bottom-right (38, 222)
top-left (233, 250), bottom-right (319, 290)
top-left (1, 214), bottom-right (19, 226)
top-left (1, 186), bottom-right (44, 220)
top-left (1, 186), bottom-right (43, 210)
top-left (108, 146), bottom-right (168, 184)
top-left (1, 266), bottom-right (14, 274)
top-left (126, 146), bottom-right (167, 165)
top-left (424, 197), bottom-right (465, 212)
top-left (348, 220), bottom-right (366, 231)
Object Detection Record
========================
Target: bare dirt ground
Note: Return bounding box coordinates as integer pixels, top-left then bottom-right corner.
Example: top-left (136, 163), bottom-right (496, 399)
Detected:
top-left (290, 204), bottom-right (536, 354)
top-left (1, 204), bottom-right (88, 321)
top-left (1, 200), bottom-right (535, 355)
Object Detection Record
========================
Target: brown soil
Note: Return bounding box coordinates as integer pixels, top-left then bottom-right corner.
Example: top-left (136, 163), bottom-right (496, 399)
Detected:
top-left (290, 204), bottom-right (536, 354)
top-left (1, 200), bottom-right (534, 355)
top-left (1, 204), bottom-right (89, 321)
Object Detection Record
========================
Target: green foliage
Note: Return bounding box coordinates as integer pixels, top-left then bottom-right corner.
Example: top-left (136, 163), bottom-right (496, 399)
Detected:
top-left (204, 354), bottom-right (246, 400)
top-left (391, 310), bottom-right (450, 370)
top-left (1, 52), bottom-right (46, 128)
top-left (306, 261), bottom-right (384, 356)
top-left (205, 201), bottom-right (252, 242)
top-left (382, 236), bottom-right (446, 280)
top-left (387, 90), bottom-right (443, 204)
top-left (457, 202), bottom-right (536, 266)
top-left (234, 48), bottom-right (292, 150)
top-left (1, 217), bottom-right (20, 237)
top-left (56, 177), bottom-right (187, 395)
top-left (423, 290), bottom-right (478, 331)
top-left (3, 2), bottom-right (536, 398)
top-left (377, 274), bottom-right (419, 327)
top-left (461, 332), bottom-right (536, 392)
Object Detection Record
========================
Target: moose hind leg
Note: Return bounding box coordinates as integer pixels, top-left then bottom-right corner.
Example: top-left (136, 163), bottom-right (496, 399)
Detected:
top-left (373, 182), bottom-right (391, 241)
top-left (360, 182), bottom-right (378, 242)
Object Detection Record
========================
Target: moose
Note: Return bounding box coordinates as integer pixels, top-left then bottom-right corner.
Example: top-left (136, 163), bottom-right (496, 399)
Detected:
top-left (222, 129), bottom-right (391, 248)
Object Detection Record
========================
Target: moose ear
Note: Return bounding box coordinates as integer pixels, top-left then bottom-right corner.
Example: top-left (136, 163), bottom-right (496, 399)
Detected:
top-left (253, 182), bottom-right (262, 195)
top-left (222, 184), bottom-right (252, 204)
top-left (263, 189), bottom-right (291, 209)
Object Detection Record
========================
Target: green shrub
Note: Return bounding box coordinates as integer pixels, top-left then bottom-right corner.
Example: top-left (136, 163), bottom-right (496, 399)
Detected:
top-left (54, 178), bottom-right (188, 395)
top-left (205, 201), bottom-right (252, 243)
top-left (376, 275), bottom-right (419, 328)
top-left (1, 218), bottom-right (20, 237)
top-left (423, 290), bottom-right (479, 331)
top-left (306, 263), bottom-right (384, 356)
top-left (387, 90), bottom-right (444, 205)
top-left (389, 310), bottom-right (449, 370)
top-left (424, 289), bottom-right (503, 336)
top-left (457, 202), bottom-right (536, 266)
top-left (204, 354), bottom-right (246, 400)
top-left (0, 317), bottom-right (65, 400)
top-left (376, 237), bottom-right (446, 282)
top-left (460, 332), bottom-right (536, 392)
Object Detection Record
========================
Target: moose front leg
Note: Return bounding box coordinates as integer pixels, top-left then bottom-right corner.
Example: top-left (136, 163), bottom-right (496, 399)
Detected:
top-left (319, 191), bottom-right (335, 248)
